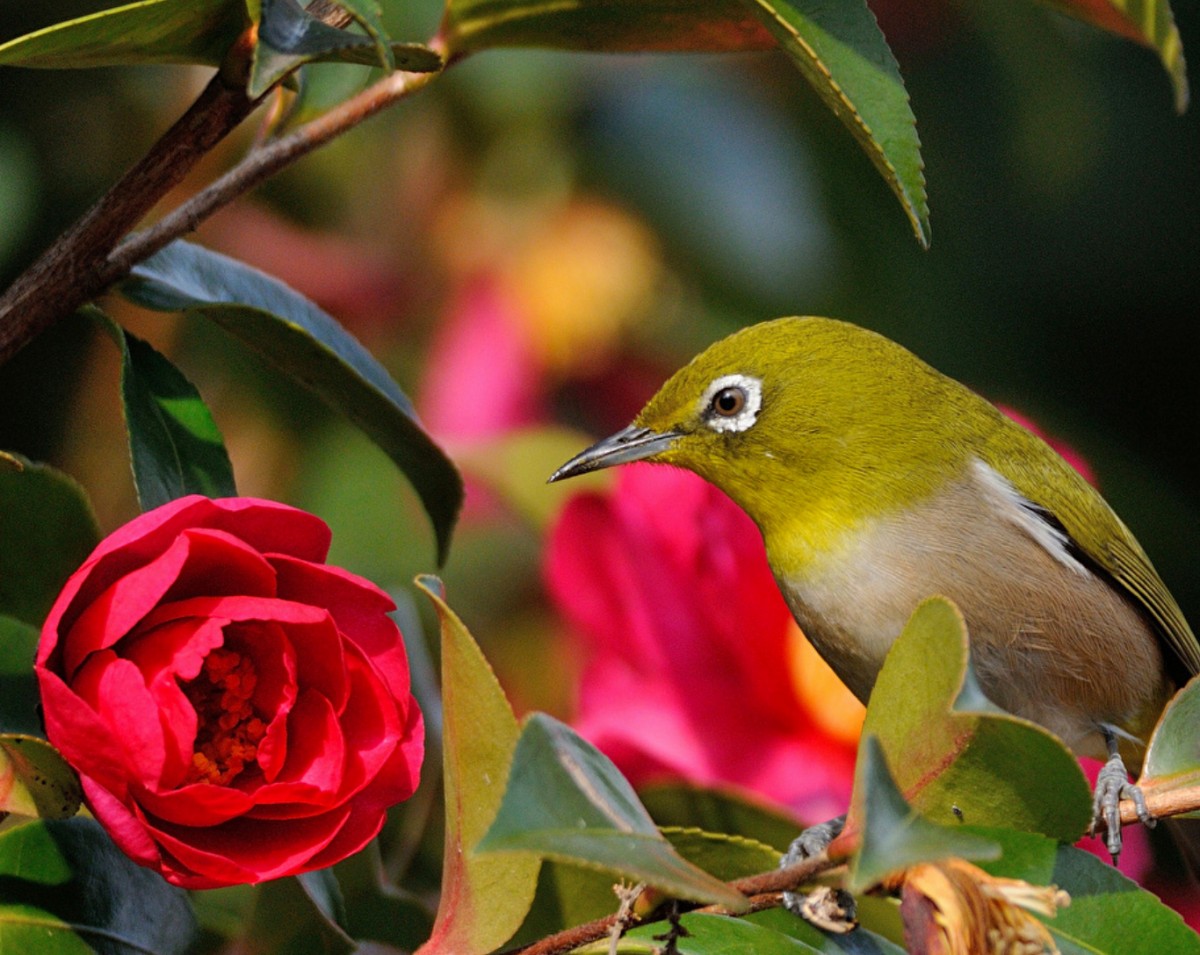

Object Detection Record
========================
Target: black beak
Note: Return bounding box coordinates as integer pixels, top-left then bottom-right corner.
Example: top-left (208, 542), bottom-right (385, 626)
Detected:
top-left (548, 425), bottom-right (682, 483)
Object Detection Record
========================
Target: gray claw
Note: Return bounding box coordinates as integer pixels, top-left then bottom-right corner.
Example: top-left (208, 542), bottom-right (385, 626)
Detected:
top-left (1092, 752), bottom-right (1156, 862)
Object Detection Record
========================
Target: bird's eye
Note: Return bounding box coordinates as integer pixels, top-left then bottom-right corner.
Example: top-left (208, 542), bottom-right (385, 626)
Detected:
top-left (711, 386), bottom-right (746, 417)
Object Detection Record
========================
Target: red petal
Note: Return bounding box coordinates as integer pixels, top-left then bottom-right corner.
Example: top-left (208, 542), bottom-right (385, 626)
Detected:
top-left (269, 555), bottom-right (410, 700)
top-left (254, 688), bottom-right (345, 809)
top-left (82, 777), bottom-right (162, 870)
top-left (71, 652), bottom-right (171, 788)
top-left (134, 778), bottom-right (254, 826)
top-left (146, 804), bottom-right (351, 887)
top-left (36, 667), bottom-right (135, 797)
top-left (325, 643), bottom-right (403, 802)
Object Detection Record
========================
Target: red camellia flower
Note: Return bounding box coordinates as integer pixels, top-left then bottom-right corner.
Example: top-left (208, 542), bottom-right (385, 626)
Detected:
top-left (35, 496), bottom-right (424, 889)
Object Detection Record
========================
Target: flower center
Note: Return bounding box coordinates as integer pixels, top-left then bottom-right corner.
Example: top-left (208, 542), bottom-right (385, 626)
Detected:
top-left (182, 647), bottom-right (267, 785)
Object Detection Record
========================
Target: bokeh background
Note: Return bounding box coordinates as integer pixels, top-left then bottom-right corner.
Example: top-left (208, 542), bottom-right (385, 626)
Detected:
top-left (2, 0), bottom-right (1199, 870)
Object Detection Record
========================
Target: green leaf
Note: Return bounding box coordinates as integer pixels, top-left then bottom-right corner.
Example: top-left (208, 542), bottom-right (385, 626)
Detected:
top-left (662, 827), bottom-right (781, 881)
top-left (639, 782), bottom-right (807, 855)
top-left (440, 0), bottom-right (778, 55)
top-left (613, 912), bottom-right (824, 953)
top-left (745, 0), bottom-right (927, 246)
top-left (122, 240), bottom-right (462, 565)
top-left (95, 314), bottom-right (237, 511)
top-left (0, 615), bottom-right (40, 736)
top-left (0, 0), bottom-right (246, 69)
top-left (0, 817), bottom-right (195, 954)
top-left (332, 840), bottom-right (434, 950)
top-left (414, 576), bottom-right (540, 955)
top-left (747, 907), bottom-right (907, 954)
top-left (1040, 0), bottom-right (1188, 111)
top-left (845, 597), bottom-right (1092, 846)
top-left (975, 827), bottom-right (1200, 954)
top-left (847, 736), bottom-right (1001, 893)
top-left (477, 712), bottom-right (749, 911)
top-left (506, 861), bottom-right (628, 947)
top-left (1141, 675), bottom-right (1200, 812)
top-left (243, 874), bottom-right (355, 955)
top-left (0, 453), bottom-right (100, 627)
top-left (0, 735), bottom-right (82, 820)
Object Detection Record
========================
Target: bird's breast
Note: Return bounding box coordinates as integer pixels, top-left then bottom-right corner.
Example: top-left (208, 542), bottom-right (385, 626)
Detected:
top-left (767, 459), bottom-right (1169, 759)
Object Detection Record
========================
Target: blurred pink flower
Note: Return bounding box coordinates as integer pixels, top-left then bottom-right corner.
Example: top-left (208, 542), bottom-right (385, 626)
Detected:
top-left (545, 464), bottom-right (858, 823)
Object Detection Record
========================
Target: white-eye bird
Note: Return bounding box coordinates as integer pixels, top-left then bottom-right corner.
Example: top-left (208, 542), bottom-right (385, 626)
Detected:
top-left (549, 316), bottom-right (1199, 859)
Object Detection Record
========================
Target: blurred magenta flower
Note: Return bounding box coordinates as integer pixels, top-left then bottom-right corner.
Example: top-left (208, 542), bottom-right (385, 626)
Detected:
top-left (545, 464), bottom-right (859, 823)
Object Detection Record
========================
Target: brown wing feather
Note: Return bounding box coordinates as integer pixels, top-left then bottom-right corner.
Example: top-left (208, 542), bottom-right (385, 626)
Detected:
top-left (983, 418), bottom-right (1200, 681)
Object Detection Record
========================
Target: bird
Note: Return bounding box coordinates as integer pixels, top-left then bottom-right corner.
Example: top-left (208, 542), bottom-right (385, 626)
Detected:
top-left (548, 316), bottom-right (1199, 861)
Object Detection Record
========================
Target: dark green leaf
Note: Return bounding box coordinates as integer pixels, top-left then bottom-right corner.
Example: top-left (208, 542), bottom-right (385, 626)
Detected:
top-left (847, 597), bottom-right (1092, 845)
top-left (477, 712), bottom-right (748, 911)
top-left (244, 875), bottom-right (355, 955)
top-left (618, 912), bottom-right (822, 953)
top-left (0, 817), bottom-right (195, 955)
top-left (250, 0), bottom-right (381, 98)
top-left (505, 860), bottom-right (626, 947)
top-left (0, 614), bottom-right (40, 736)
top-left (415, 576), bottom-right (540, 955)
top-left (1040, 0), bottom-right (1188, 111)
top-left (0, 0), bottom-right (245, 69)
top-left (662, 827), bottom-right (781, 881)
top-left (847, 736), bottom-right (1001, 893)
top-left (745, 0), bottom-right (927, 246)
top-left (123, 240), bottom-right (461, 564)
top-left (0, 453), bottom-right (99, 627)
top-left (332, 840), bottom-right (434, 950)
top-left (975, 827), bottom-right (1200, 954)
top-left (747, 907), bottom-right (907, 954)
top-left (96, 315), bottom-right (237, 510)
top-left (1140, 675), bottom-right (1200, 815)
top-left (639, 782), bottom-right (806, 855)
top-left (441, 0), bottom-right (778, 54)
top-left (0, 735), bottom-right (81, 820)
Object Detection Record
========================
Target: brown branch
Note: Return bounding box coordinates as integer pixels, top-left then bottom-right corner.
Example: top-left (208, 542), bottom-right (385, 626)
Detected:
top-left (1123, 781), bottom-right (1200, 827)
top-left (0, 1), bottom-right (424, 368)
top-left (504, 853), bottom-right (838, 955)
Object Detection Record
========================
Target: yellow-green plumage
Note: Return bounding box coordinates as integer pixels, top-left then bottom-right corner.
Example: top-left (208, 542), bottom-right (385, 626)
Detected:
top-left (551, 317), bottom-right (1198, 791)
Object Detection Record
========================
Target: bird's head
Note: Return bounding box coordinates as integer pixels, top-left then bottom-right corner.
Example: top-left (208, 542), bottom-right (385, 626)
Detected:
top-left (550, 316), bottom-right (976, 537)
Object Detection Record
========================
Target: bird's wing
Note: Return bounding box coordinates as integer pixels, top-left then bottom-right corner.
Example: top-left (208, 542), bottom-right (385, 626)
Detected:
top-left (986, 423), bottom-right (1200, 681)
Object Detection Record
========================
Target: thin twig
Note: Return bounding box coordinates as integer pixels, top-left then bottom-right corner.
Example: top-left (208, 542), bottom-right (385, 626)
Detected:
top-left (504, 853), bottom-right (837, 955)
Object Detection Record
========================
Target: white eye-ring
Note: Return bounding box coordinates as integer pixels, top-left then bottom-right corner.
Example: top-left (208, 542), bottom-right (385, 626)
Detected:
top-left (700, 374), bottom-right (762, 433)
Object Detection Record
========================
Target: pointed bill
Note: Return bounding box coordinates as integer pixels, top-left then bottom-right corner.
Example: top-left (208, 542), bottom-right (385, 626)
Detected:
top-left (548, 425), bottom-right (681, 483)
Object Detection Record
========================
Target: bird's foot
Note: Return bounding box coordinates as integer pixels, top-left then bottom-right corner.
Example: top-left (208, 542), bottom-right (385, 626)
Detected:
top-left (1091, 751), bottom-right (1155, 862)
top-left (780, 815), bottom-right (846, 917)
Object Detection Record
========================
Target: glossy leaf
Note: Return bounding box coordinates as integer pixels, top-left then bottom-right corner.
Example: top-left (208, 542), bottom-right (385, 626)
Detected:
top-left (439, 0), bottom-right (927, 246)
top-left (0, 453), bottom-right (99, 627)
top-left (414, 576), bottom-right (539, 955)
top-left (847, 736), bottom-right (1001, 893)
top-left (123, 241), bottom-right (462, 564)
top-left (0, 615), bottom-right (40, 736)
top-left (616, 912), bottom-right (823, 953)
top-left (1041, 0), bottom-right (1188, 111)
top-left (0, 817), bottom-right (195, 954)
top-left (477, 712), bottom-right (749, 911)
top-left (0, 735), bottom-right (82, 820)
top-left (1141, 674), bottom-right (1200, 811)
top-left (662, 827), bottom-right (781, 880)
top-left (975, 827), bottom-right (1200, 953)
top-left (332, 840), bottom-right (434, 950)
top-left (248, 0), bottom-right (428, 98)
top-left (747, 907), bottom-right (907, 954)
top-left (440, 0), bottom-right (777, 54)
top-left (241, 874), bottom-right (355, 955)
top-left (640, 782), bottom-right (806, 855)
top-left (841, 597), bottom-right (1092, 848)
top-left (744, 0), bottom-right (927, 245)
top-left (97, 316), bottom-right (237, 511)
top-left (0, 0), bottom-right (245, 69)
